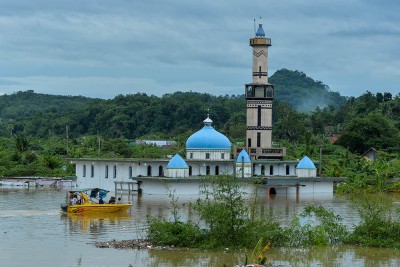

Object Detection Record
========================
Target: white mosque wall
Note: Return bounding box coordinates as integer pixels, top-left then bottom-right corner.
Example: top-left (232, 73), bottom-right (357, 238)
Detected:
top-left (296, 168), bottom-right (317, 178)
top-left (186, 161), bottom-right (234, 176)
top-left (235, 162), bottom-right (252, 178)
top-left (252, 162), bottom-right (297, 176)
top-left (186, 149), bottom-right (230, 161)
top-left (166, 168), bottom-right (189, 178)
top-left (266, 181), bottom-right (333, 195)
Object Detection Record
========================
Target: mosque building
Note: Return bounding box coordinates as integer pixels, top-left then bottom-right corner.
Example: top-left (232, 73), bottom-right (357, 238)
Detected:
top-left (72, 22), bottom-right (327, 194)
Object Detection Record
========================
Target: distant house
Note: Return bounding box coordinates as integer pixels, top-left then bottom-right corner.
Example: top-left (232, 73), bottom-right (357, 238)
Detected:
top-left (362, 148), bottom-right (378, 161)
top-left (132, 140), bottom-right (177, 148)
top-left (329, 133), bottom-right (342, 143)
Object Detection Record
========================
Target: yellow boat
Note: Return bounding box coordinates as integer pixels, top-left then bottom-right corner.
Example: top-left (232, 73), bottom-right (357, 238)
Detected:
top-left (61, 188), bottom-right (132, 214)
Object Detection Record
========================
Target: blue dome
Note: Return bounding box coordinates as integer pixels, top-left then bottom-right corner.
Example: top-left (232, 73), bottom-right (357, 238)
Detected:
top-left (167, 154), bottom-right (188, 169)
top-left (186, 115), bottom-right (231, 150)
top-left (236, 149), bottom-right (251, 163)
top-left (296, 156), bottom-right (316, 169)
top-left (256, 24), bottom-right (265, 37)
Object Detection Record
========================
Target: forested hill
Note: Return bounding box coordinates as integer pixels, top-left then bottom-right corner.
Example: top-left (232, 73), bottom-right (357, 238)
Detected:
top-left (269, 69), bottom-right (347, 112)
top-left (0, 69), bottom-right (346, 139)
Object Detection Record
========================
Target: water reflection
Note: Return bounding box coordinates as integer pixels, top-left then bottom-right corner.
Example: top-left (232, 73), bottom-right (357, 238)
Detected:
top-left (0, 188), bottom-right (399, 267)
top-left (267, 246), bottom-right (400, 267)
top-left (62, 212), bottom-right (131, 235)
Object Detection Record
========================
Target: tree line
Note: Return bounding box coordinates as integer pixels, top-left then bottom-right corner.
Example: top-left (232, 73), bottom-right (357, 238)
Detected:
top-left (0, 69), bottom-right (399, 181)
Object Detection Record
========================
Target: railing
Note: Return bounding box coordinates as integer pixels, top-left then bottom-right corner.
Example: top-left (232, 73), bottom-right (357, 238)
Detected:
top-left (235, 147), bottom-right (286, 159)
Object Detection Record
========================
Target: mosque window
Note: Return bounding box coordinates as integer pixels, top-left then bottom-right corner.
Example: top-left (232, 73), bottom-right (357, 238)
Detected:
top-left (159, 166), bottom-right (164, 177)
top-left (269, 165), bottom-right (274, 175)
top-left (91, 165), bottom-right (94, 177)
top-left (190, 153), bottom-right (193, 159)
top-left (83, 165), bottom-right (86, 177)
top-left (248, 138), bottom-right (252, 148)
top-left (257, 106), bottom-right (261, 126)
top-left (113, 165), bottom-right (117, 178)
top-left (206, 166), bottom-right (210, 175)
top-left (215, 166), bottom-right (219, 175)
top-left (189, 166), bottom-right (192, 176)
top-left (206, 153), bottom-right (210, 159)
top-left (257, 132), bottom-right (261, 147)
top-left (286, 165), bottom-right (290, 175)
top-left (221, 153), bottom-right (225, 159)
top-left (105, 165), bottom-right (109, 178)
top-left (147, 165), bottom-right (152, 176)
top-left (129, 166), bottom-right (133, 178)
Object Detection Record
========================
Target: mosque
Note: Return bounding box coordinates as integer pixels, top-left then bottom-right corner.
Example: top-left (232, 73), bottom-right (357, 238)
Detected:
top-left (72, 23), bottom-right (332, 195)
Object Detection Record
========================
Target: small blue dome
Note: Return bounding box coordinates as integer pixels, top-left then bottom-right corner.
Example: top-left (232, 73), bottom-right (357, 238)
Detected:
top-left (167, 154), bottom-right (188, 169)
top-left (236, 149), bottom-right (251, 163)
top-left (256, 24), bottom-right (265, 37)
top-left (296, 156), bottom-right (316, 169)
top-left (186, 116), bottom-right (231, 150)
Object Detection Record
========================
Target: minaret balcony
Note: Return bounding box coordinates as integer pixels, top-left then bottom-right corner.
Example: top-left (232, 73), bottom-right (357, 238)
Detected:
top-left (250, 38), bottom-right (271, 46)
top-left (250, 147), bottom-right (286, 160)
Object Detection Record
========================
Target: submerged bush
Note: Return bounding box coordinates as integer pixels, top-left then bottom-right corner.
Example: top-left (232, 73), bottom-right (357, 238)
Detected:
top-left (345, 193), bottom-right (400, 248)
top-left (147, 219), bottom-right (205, 248)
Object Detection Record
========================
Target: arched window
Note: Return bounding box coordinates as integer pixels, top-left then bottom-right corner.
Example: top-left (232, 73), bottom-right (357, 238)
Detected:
top-left (129, 166), bottom-right (132, 178)
top-left (147, 165), bottom-right (152, 176)
top-left (269, 165), bottom-right (274, 175)
top-left (105, 165), bottom-right (109, 178)
top-left (91, 165), bottom-right (94, 177)
top-left (261, 165), bottom-right (265, 176)
top-left (286, 165), bottom-right (290, 175)
top-left (113, 165), bottom-right (117, 178)
top-left (206, 166), bottom-right (210, 175)
top-left (215, 166), bottom-right (219, 175)
top-left (189, 166), bottom-right (192, 176)
top-left (159, 166), bottom-right (164, 177)
top-left (83, 165), bottom-right (86, 177)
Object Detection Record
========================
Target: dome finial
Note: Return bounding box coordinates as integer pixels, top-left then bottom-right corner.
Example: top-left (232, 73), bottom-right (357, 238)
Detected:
top-left (203, 109), bottom-right (213, 125)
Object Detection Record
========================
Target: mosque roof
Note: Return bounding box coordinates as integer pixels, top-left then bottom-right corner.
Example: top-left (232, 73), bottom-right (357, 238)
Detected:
top-left (296, 156), bottom-right (316, 169)
top-left (167, 154), bottom-right (189, 169)
top-left (236, 149), bottom-right (251, 163)
top-left (256, 24), bottom-right (265, 37)
top-left (186, 115), bottom-right (231, 150)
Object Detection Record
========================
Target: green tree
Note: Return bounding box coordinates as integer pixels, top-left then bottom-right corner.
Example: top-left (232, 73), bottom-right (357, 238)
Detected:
top-left (14, 133), bottom-right (29, 152)
top-left (336, 113), bottom-right (399, 154)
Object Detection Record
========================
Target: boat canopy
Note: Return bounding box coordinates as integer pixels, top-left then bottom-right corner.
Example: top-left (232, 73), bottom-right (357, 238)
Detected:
top-left (68, 188), bottom-right (109, 199)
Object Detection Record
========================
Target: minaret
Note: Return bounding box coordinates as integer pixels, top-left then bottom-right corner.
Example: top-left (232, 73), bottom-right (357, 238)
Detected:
top-left (245, 21), bottom-right (285, 159)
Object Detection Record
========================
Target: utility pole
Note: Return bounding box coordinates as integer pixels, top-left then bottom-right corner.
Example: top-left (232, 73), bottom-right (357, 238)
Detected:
top-left (66, 125), bottom-right (69, 156)
top-left (97, 131), bottom-right (101, 157)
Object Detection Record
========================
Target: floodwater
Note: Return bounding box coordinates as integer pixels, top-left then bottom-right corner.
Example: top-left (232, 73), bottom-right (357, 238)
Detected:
top-left (1, 187), bottom-right (400, 267)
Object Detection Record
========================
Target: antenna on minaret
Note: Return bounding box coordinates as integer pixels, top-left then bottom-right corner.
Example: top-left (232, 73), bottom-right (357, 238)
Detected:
top-left (253, 18), bottom-right (256, 36)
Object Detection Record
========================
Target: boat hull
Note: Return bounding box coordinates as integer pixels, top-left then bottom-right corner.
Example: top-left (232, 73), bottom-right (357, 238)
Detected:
top-left (65, 204), bottom-right (132, 214)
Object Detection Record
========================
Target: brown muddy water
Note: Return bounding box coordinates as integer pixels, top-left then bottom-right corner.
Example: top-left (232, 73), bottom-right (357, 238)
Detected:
top-left (0, 187), bottom-right (399, 267)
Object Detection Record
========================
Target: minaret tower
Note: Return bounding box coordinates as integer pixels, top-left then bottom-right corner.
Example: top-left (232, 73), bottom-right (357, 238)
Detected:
top-left (245, 20), bottom-right (285, 159)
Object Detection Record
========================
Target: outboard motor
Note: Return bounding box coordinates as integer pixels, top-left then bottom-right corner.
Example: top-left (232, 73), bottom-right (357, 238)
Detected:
top-left (60, 203), bottom-right (68, 212)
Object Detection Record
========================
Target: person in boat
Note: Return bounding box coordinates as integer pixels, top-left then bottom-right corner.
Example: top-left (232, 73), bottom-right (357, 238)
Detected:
top-left (99, 198), bottom-right (105, 204)
top-left (70, 194), bottom-right (78, 206)
top-left (108, 196), bottom-right (116, 204)
top-left (117, 197), bottom-right (122, 204)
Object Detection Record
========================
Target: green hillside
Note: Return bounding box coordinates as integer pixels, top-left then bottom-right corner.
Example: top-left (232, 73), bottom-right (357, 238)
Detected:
top-left (270, 69), bottom-right (346, 112)
top-left (0, 69), bottom-right (348, 140)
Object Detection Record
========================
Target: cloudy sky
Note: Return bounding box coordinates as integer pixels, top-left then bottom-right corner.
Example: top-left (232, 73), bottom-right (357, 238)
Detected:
top-left (0, 0), bottom-right (399, 99)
